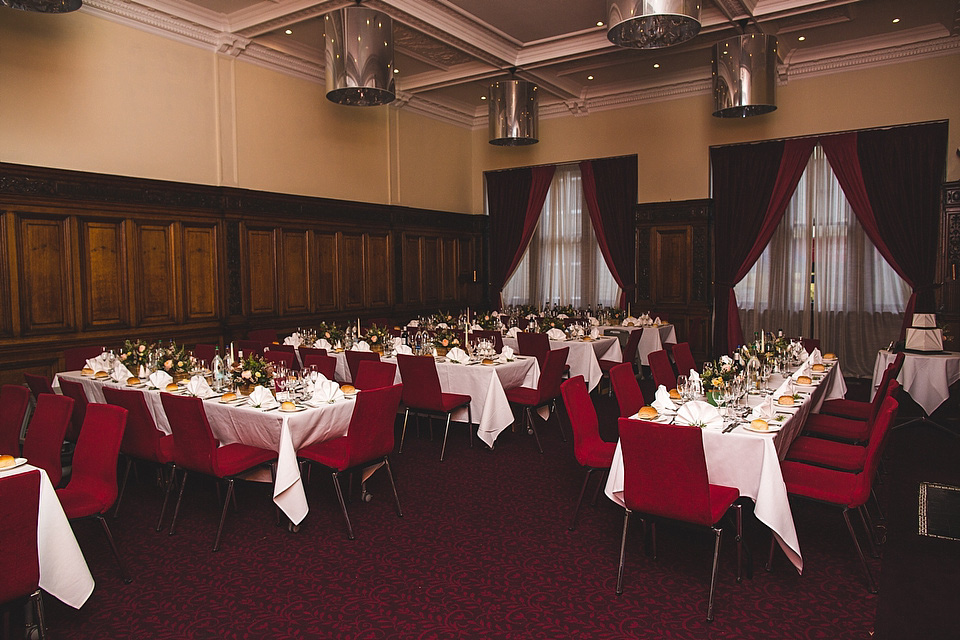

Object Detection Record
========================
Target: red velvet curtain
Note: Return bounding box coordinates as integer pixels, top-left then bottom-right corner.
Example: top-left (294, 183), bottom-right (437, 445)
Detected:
top-left (486, 165), bottom-right (556, 307)
top-left (580, 156), bottom-right (638, 308)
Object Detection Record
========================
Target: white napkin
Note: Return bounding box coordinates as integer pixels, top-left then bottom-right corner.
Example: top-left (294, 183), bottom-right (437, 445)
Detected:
top-left (352, 340), bottom-right (371, 352)
top-left (750, 396), bottom-right (777, 421)
top-left (112, 361), bottom-right (134, 382)
top-left (139, 365), bottom-right (149, 379)
top-left (688, 370), bottom-right (701, 393)
top-left (675, 400), bottom-right (723, 429)
top-left (446, 347), bottom-right (469, 364)
top-left (395, 344), bottom-right (413, 355)
top-left (810, 348), bottom-right (823, 365)
top-left (311, 378), bottom-right (344, 404)
top-left (525, 313), bottom-right (539, 320)
top-left (186, 375), bottom-right (213, 399)
top-left (471, 323), bottom-right (483, 331)
top-left (392, 337), bottom-right (404, 349)
top-left (588, 316), bottom-right (599, 326)
top-left (654, 317), bottom-right (662, 325)
top-left (248, 385), bottom-right (275, 408)
top-left (149, 370), bottom-right (173, 389)
top-left (791, 363), bottom-right (809, 380)
top-left (283, 333), bottom-right (303, 347)
top-left (436, 323), bottom-right (449, 329)
top-left (652, 385), bottom-right (677, 413)
top-left (589, 327), bottom-right (600, 339)
top-left (500, 345), bottom-right (515, 362)
top-left (506, 327), bottom-right (520, 338)
top-left (408, 320), bottom-right (419, 327)
top-left (85, 353), bottom-right (110, 373)
top-left (557, 313), bottom-right (568, 319)
top-left (546, 328), bottom-right (566, 341)
top-left (621, 317), bottom-right (635, 326)
top-left (314, 338), bottom-right (332, 350)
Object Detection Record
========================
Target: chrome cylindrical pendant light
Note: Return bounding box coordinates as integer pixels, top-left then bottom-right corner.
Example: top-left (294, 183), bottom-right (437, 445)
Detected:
top-left (488, 79), bottom-right (539, 146)
top-left (0, 0), bottom-right (82, 12)
top-left (324, 5), bottom-right (395, 106)
top-left (606, 0), bottom-right (701, 49)
top-left (712, 34), bottom-right (778, 118)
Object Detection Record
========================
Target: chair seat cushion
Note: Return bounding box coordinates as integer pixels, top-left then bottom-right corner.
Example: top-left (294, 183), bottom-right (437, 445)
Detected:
top-left (579, 440), bottom-right (617, 469)
top-left (57, 482), bottom-right (115, 518)
top-left (439, 393), bottom-right (471, 412)
top-left (781, 460), bottom-right (860, 507)
top-left (707, 485), bottom-right (740, 524)
top-left (803, 413), bottom-right (869, 442)
top-left (213, 443), bottom-right (277, 477)
top-left (298, 437), bottom-right (349, 471)
top-left (505, 386), bottom-right (540, 406)
top-left (785, 436), bottom-right (866, 472)
top-left (819, 398), bottom-right (871, 421)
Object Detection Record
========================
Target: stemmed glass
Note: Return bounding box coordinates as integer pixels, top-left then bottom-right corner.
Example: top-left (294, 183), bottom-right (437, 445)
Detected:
top-left (676, 375), bottom-right (688, 403)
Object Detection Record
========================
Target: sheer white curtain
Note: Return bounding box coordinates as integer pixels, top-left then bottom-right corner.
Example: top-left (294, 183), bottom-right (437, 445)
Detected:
top-left (736, 145), bottom-right (909, 377)
top-left (503, 164), bottom-right (619, 307)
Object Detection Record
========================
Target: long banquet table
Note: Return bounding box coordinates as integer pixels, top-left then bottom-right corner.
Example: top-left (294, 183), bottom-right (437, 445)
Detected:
top-left (502, 334), bottom-right (621, 391)
top-left (604, 357), bottom-right (846, 573)
top-left (599, 323), bottom-right (677, 366)
top-left (0, 464), bottom-right (95, 608)
top-left (56, 371), bottom-right (354, 526)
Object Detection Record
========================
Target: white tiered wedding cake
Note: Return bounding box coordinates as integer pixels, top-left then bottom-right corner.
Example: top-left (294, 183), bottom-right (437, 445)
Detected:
top-left (904, 313), bottom-right (943, 352)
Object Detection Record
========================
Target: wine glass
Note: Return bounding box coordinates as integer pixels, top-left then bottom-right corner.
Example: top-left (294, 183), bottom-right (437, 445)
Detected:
top-left (676, 375), bottom-right (688, 403)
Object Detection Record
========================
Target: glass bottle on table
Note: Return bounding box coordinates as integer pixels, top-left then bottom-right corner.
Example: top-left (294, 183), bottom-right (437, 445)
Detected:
top-left (211, 347), bottom-right (224, 392)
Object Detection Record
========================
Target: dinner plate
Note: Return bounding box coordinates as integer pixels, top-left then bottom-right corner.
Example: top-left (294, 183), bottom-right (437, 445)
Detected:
top-left (482, 361), bottom-right (499, 366)
top-left (776, 400), bottom-right (799, 408)
top-left (0, 458), bottom-right (29, 472)
top-left (280, 406), bottom-right (307, 413)
top-left (743, 423), bottom-right (781, 433)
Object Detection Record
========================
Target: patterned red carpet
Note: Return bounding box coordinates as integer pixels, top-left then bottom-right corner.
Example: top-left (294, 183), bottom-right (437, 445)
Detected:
top-left (33, 383), bottom-right (951, 639)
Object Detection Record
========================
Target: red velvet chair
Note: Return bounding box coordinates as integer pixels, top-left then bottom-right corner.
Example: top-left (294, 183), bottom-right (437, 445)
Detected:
top-left (516, 331), bottom-right (550, 369)
top-left (469, 330), bottom-right (504, 353)
top-left (21, 394), bottom-right (74, 488)
top-left (159, 393), bottom-right (277, 551)
top-left (56, 403), bottom-right (132, 584)
top-left (647, 348), bottom-right (676, 391)
top-left (247, 328), bottom-right (278, 344)
top-left (672, 342), bottom-right (698, 379)
top-left (235, 339), bottom-right (264, 359)
top-left (819, 352), bottom-right (904, 421)
top-left (302, 353), bottom-right (338, 381)
top-left (617, 417), bottom-right (742, 621)
top-left (101, 387), bottom-right (175, 519)
top-left (505, 347), bottom-right (569, 454)
top-left (560, 376), bottom-right (617, 530)
top-left (63, 345), bottom-right (106, 372)
top-left (801, 338), bottom-right (821, 354)
top-left (345, 350), bottom-right (380, 384)
top-left (396, 355), bottom-right (472, 461)
top-left (597, 329), bottom-right (643, 395)
top-left (297, 384), bottom-right (404, 539)
top-left (0, 384), bottom-right (31, 455)
top-left (297, 346), bottom-right (326, 360)
top-left (609, 362), bottom-right (646, 418)
top-left (0, 469), bottom-right (47, 638)
top-left (23, 373), bottom-right (56, 401)
top-left (802, 367), bottom-right (899, 444)
top-left (192, 343), bottom-right (217, 366)
top-left (775, 396), bottom-right (899, 593)
top-left (264, 349), bottom-right (295, 370)
top-left (354, 360), bottom-right (398, 390)
top-left (57, 378), bottom-right (89, 443)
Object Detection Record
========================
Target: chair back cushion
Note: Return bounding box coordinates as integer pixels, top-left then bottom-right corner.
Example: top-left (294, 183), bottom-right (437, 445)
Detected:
top-left (609, 363), bottom-right (645, 418)
top-left (102, 386), bottom-right (166, 462)
top-left (672, 342), bottom-right (697, 378)
top-left (193, 344), bottom-right (216, 366)
top-left (302, 354), bottom-right (338, 381)
top-left (236, 340), bottom-right (264, 358)
top-left (0, 469), bottom-right (41, 602)
top-left (0, 384), bottom-right (31, 455)
top-left (355, 360), bottom-right (398, 390)
top-left (850, 396), bottom-right (899, 507)
top-left (621, 329), bottom-right (643, 367)
top-left (160, 393), bottom-right (219, 475)
top-left (63, 346), bottom-right (106, 372)
top-left (264, 350), bottom-right (295, 370)
top-left (343, 384), bottom-right (404, 469)
top-left (560, 376), bottom-right (602, 467)
top-left (618, 418), bottom-right (715, 526)
top-left (21, 394), bottom-right (74, 487)
top-left (647, 349), bottom-right (676, 391)
top-left (516, 332), bottom-right (551, 369)
top-left (537, 347), bottom-right (569, 403)
top-left (801, 338), bottom-right (821, 353)
top-left (298, 346), bottom-right (327, 359)
top-left (57, 378), bottom-right (90, 442)
top-left (247, 329), bottom-right (278, 343)
top-left (396, 355), bottom-right (444, 410)
top-left (868, 362), bottom-right (899, 424)
top-left (345, 351), bottom-right (380, 383)
top-left (23, 373), bottom-right (55, 400)
top-left (62, 404), bottom-right (128, 515)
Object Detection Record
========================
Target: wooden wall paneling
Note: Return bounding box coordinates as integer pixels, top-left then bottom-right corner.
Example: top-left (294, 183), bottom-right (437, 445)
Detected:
top-left (0, 212), bottom-right (11, 337)
top-left (458, 236), bottom-right (478, 305)
top-left (245, 226), bottom-right (278, 316)
top-left (279, 229), bottom-right (311, 315)
top-left (364, 232), bottom-right (393, 308)
top-left (420, 235), bottom-right (440, 305)
top-left (340, 232), bottom-right (366, 310)
top-left (440, 236), bottom-right (458, 303)
top-left (16, 213), bottom-right (74, 334)
top-left (182, 222), bottom-right (219, 321)
top-left (402, 234), bottom-right (422, 304)
top-left (134, 221), bottom-right (178, 326)
top-left (78, 218), bottom-right (128, 330)
top-left (315, 231), bottom-right (339, 311)
top-left (651, 226), bottom-right (690, 305)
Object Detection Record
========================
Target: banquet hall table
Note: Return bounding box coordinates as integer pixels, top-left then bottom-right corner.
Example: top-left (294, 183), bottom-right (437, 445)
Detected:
top-left (55, 372), bottom-right (354, 526)
top-left (605, 358), bottom-right (846, 573)
top-left (503, 335), bottom-right (621, 391)
top-left (872, 349), bottom-right (960, 416)
top-left (599, 323), bottom-right (677, 366)
top-left (0, 464), bottom-right (95, 608)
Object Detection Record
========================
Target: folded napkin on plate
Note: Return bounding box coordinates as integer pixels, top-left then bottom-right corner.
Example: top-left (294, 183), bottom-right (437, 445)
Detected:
top-left (557, 313), bottom-right (568, 319)
top-left (391, 336), bottom-right (403, 348)
top-left (654, 317), bottom-right (662, 325)
top-left (588, 316), bottom-right (599, 326)
top-left (436, 322), bottom-right (449, 329)
top-left (589, 327), bottom-right (600, 340)
top-left (688, 370), bottom-right (701, 393)
top-left (112, 361), bottom-right (134, 382)
top-left (352, 341), bottom-right (371, 352)
top-left (621, 317), bottom-right (636, 327)
top-left (85, 353), bottom-right (110, 373)
top-left (471, 324), bottom-right (483, 331)
top-left (809, 348), bottom-right (823, 365)
top-left (499, 346), bottom-right (515, 362)
top-left (407, 320), bottom-right (419, 327)
top-left (750, 396), bottom-right (777, 420)
top-left (149, 370), bottom-right (173, 389)
top-left (312, 378), bottom-right (344, 404)
top-left (445, 347), bottom-right (469, 364)
top-left (546, 328), bottom-right (566, 341)
top-left (652, 385), bottom-right (677, 413)
top-left (506, 327), bottom-right (520, 338)
top-left (395, 344), bottom-right (413, 356)
top-left (283, 333), bottom-right (303, 347)
top-left (248, 385), bottom-right (275, 408)
top-left (791, 363), bottom-right (810, 380)
top-left (314, 338), bottom-right (332, 350)
top-left (525, 313), bottom-right (539, 320)
top-left (675, 400), bottom-right (723, 429)
top-left (186, 375), bottom-right (213, 398)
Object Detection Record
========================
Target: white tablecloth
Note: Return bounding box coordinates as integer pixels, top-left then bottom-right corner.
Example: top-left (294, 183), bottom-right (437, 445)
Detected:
top-left (872, 349), bottom-right (960, 415)
top-left (1, 464), bottom-right (94, 609)
top-left (503, 335), bottom-right (621, 391)
top-left (599, 324), bottom-right (677, 365)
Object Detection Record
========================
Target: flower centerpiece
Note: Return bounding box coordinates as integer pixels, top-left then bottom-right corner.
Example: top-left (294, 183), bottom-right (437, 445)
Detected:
top-left (475, 312), bottom-right (502, 331)
top-left (363, 324), bottom-right (391, 353)
top-left (230, 352), bottom-right (273, 395)
top-left (700, 355), bottom-right (743, 405)
top-left (119, 338), bottom-right (154, 373)
top-left (160, 342), bottom-right (193, 381)
top-left (317, 322), bottom-right (345, 349)
top-left (537, 316), bottom-right (565, 333)
top-left (432, 327), bottom-right (461, 356)
top-left (431, 311), bottom-right (457, 328)
top-left (605, 307), bottom-right (627, 323)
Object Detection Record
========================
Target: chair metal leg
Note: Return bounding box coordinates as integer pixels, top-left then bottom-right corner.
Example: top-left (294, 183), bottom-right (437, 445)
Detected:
top-left (97, 515), bottom-right (132, 583)
top-left (331, 471), bottom-right (355, 540)
top-left (568, 468), bottom-right (593, 531)
top-left (467, 405), bottom-right (473, 448)
top-left (591, 468), bottom-right (609, 507)
top-left (31, 590), bottom-right (47, 640)
top-left (871, 487), bottom-right (886, 523)
top-left (706, 526), bottom-right (723, 622)
top-left (113, 457), bottom-right (133, 519)
top-left (734, 504), bottom-right (743, 583)
top-left (169, 470), bottom-right (189, 536)
top-left (383, 458), bottom-right (403, 518)
top-left (843, 508), bottom-right (878, 593)
top-left (213, 479), bottom-right (235, 551)
top-left (858, 505), bottom-right (880, 558)
top-left (399, 408), bottom-right (411, 453)
top-left (440, 412), bottom-right (453, 462)
top-left (156, 465), bottom-right (176, 532)
top-left (616, 509), bottom-right (631, 595)
top-left (526, 407), bottom-right (543, 454)
top-left (553, 400), bottom-right (567, 442)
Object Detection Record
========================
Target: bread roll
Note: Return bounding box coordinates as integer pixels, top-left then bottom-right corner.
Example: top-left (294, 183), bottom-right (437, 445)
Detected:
top-left (668, 388), bottom-right (681, 400)
top-left (81, 367), bottom-right (94, 375)
top-left (823, 353), bottom-right (836, 360)
top-left (0, 454), bottom-right (16, 469)
top-left (796, 375), bottom-right (812, 385)
top-left (166, 382), bottom-right (179, 392)
top-left (340, 384), bottom-right (356, 394)
top-left (221, 392), bottom-right (237, 402)
top-left (750, 419), bottom-right (769, 431)
top-left (637, 406), bottom-right (659, 420)
top-left (811, 363), bottom-right (825, 372)
top-left (281, 401), bottom-right (297, 411)
top-left (482, 358), bottom-right (495, 365)
top-left (127, 376), bottom-right (140, 385)
top-left (95, 371), bottom-right (109, 378)
top-left (778, 395), bottom-right (795, 406)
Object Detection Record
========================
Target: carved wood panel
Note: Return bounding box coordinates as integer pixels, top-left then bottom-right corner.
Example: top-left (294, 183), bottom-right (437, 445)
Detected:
top-left (420, 236), bottom-right (440, 304)
top-left (135, 222), bottom-right (178, 326)
top-left (246, 227), bottom-right (277, 315)
top-left (279, 229), bottom-right (310, 315)
top-left (402, 234), bottom-right (421, 304)
top-left (79, 219), bottom-right (128, 330)
top-left (458, 237), bottom-right (478, 303)
top-left (340, 232), bottom-right (365, 310)
top-left (0, 214), bottom-right (10, 337)
top-left (315, 231), bottom-right (339, 311)
top-left (182, 224), bottom-right (218, 321)
top-left (16, 215), bottom-right (73, 334)
top-left (651, 226), bottom-right (690, 305)
top-left (441, 237), bottom-right (458, 302)
top-left (364, 232), bottom-right (393, 308)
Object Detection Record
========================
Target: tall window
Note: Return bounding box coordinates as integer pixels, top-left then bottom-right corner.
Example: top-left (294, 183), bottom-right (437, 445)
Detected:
top-left (503, 164), bottom-right (619, 307)
top-left (735, 145), bottom-right (910, 376)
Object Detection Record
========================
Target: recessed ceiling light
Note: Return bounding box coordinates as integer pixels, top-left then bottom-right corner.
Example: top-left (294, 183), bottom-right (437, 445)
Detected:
top-left (393, 68), bottom-right (399, 73)
top-left (284, 29), bottom-right (292, 35)
top-left (481, 95), bottom-right (487, 100)
top-left (653, 63), bottom-right (660, 69)
top-left (892, 17), bottom-right (900, 24)
top-left (797, 36), bottom-right (805, 42)
top-left (587, 75), bottom-right (594, 81)
top-left (596, 21), bottom-right (604, 27)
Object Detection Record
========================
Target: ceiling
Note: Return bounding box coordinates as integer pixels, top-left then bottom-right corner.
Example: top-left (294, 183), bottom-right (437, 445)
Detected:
top-left (82, 0), bottom-right (960, 126)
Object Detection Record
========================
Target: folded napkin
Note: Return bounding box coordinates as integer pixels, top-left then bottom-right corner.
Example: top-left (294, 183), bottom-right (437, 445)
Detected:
top-left (546, 328), bottom-right (566, 341)
top-left (392, 337), bottom-right (404, 348)
top-left (557, 313), bottom-right (568, 319)
top-left (408, 320), bottom-right (419, 327)
top-left (352, 341), bottom-right (371, 352)
top-left (675, 400), bottom-right (723, 429)
top-left (791, 363), bottom-right (810, 380)
top-left (186, 375), bottom-right (213, 398)
top-left (302, 371), bottom-right (327, 396)
top-left (395, 344), bottom-right (413, 355)
top-left (688, 370), bottom-right (701, 393)
top-left (621, 317), bottom-right (636, 326)
top-left (526, 313), bottom-right (539, 320)
top-left (750, 396), bottom-right (777, 421)
top-left (283, 333), bottom-right (303, 347)
top-left (652, 385), bottom-right (677, 413)
top-left (248, 385), bottom-right (275, 408)
top-left (85, 353), bottom-right (110, 373)
top-left (112, 361), bottom-right (134, 383)
top-left (314, 338), bottom-right (332, 350)
top-left (588, 316), bottom-right (599, 326)
top-left (149, 370), bottom-right (173, 389)
top-left (471, 324), bottom-right (483, 331)
top-left (506, 327), bottom-right (520, 338)
top-left (446, 347), bottom-right (469, 364)
top-left (654, 317), bottom-right (662, 325)
top-left (810, 348), bottom-right (823, 365)
top-left (312, 378), bottom-right (344, 404)
top-left (589, 327), bottom-right (600, 340)
top-left (500, 345), bottom-right (515, 362)
top-left (436, 323), bottom-right (449, 329)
